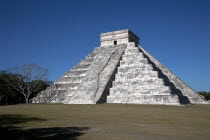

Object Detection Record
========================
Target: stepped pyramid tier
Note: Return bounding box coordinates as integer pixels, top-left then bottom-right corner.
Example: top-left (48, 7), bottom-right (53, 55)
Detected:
top-left (32, 29), bottom-right (208, 105)
top-left (107, 42), bottom-right (182, 105)
top-left (32, 50), bottom-right (97, 103)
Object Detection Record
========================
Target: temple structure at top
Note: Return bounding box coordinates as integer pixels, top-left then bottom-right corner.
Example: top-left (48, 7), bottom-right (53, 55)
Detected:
top-left (32, 29), bottom-right (208, 105)
top-left (100, 29), bottom-right (139, 46)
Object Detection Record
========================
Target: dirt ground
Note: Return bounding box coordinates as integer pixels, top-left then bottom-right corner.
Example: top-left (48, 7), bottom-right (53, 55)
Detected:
top-left (0, 103), bottom-right (209, 140)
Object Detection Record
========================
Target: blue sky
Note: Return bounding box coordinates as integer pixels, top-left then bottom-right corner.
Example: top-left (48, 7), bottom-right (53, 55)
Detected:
top-left (0, 0), bottom-right (209, 91)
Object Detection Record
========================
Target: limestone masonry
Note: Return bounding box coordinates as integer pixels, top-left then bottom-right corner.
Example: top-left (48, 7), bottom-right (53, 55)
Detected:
top-left (32, 29), bottom-right (208, 105)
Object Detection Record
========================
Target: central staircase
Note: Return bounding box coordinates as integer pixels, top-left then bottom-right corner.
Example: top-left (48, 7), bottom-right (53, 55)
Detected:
top-left (107, 43), bottom-right (180, 105)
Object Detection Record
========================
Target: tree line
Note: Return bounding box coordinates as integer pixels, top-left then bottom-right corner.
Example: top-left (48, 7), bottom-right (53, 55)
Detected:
top-left (0, 64), bottom-right (50, 105)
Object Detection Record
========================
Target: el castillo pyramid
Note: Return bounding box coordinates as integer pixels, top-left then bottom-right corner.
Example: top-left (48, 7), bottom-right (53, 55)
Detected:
top-left (32, 29), bottom-right (208, 105)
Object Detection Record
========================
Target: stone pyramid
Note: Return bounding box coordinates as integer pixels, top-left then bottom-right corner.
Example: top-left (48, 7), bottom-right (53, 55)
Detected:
top-left (32, 29), bottom-right (208, 105)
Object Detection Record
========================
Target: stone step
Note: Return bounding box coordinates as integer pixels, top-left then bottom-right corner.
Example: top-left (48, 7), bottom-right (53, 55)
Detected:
top-left (125, 45), bottom-right (139, 50)
top-left (135, 88), bottom-right (171, 93)
top-left (120, 59), bottom-right (148, 65)
top-left (56, 76), bottom-right (85, 83)
top-left (109, 92), bottom-right (171, 97)
top-left (54, 87), bottom-right (68, 91)
top-left (37, 88), bottom-right (67, 97)
top-left (64, 89), bottom-right (76, 96)
top-left (65, 70), bottom-right (87, 77)
top-left (123, 52), bottom-right (142, 56)
top-left (123, 50), bottom-right (143, 56)
top-left (111, 86), bottom-right (170, 93)
top-left (119, 64), bottom-right (152, 69)
top-left (116, 71), bottom-right (158, 77)
top-left (118, 66), bottom-right (153, 73)
top-left (107, 94), bottom-right (180, 105)
top-left (112, 79), bottom-right (165, 86)
top-left (124, 50), bottom-right (140, 55)
top-left (124, 49), bottom-right (140, 53)
top-left (121, 57), bottom-right (147, 62)
top-left (55, 81), bottom-right (81, 84)
top-left (115, 74), bottom-right (159, 80)
top-left (114, 77), bottom-right (163, 83)
top-left (72, 64), bottom-right (91, 71)
top-left (122, 56), bottom-right (145, 61)
top-left (51, 89), bottom-right (67, 94)
top-left (86, 53), bottom-right (96, 59)
top-left (54, 83), bottom-right (79, 89)
top-left (80, 58), bottom-right (94, 65)
top-left (110, 87), bottom-right (171, 95)
top-left (117, 67), bottom-right (155, 74)
top-left (64, 74), bottom-right (86, 78)
top-left (66, 70), bottom-right (87, 74)
top-left (55, 79), bottom-right (82, 84)
top-left (111, 85), bottom-right (170, 91)
top-left (115, 75), bottom-right (159, 80)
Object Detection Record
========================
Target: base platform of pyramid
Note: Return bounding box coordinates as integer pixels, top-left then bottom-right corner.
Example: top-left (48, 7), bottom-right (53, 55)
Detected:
top-left (32, 29), bottom-right (208, 105)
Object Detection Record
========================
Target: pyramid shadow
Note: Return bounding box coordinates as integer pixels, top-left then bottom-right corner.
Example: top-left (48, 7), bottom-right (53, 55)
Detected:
top-left (0, 114), bottom-right (89, 140)
top-left (0, 114), bottom-right (46, 126)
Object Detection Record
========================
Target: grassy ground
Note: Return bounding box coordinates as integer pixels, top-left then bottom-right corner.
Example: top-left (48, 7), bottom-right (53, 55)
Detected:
top-left (0, 104), bottom-right (210, 140)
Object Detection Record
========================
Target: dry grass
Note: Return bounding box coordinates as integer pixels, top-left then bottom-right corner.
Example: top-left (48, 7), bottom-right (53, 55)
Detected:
top-left (0, 103), bottom-right (210, 140)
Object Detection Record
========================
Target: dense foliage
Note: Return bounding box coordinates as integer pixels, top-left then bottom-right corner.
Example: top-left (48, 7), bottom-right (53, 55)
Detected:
top-left (198, 91), bottom-right (210, 101)
top-left (0, 70), bottom-right (50, 105)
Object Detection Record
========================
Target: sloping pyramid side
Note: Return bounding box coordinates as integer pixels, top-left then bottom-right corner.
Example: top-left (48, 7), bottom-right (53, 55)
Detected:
top-left (32, 44), bottom-right (126, 104)
top-left (107, 43), bottom-right (207, 104)
top-left (32, 48), bottom-right (98, 103)
top-left (138, 45), bottom-right (207, 104)
top-left (65, 44), bottom-right (126, 104)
